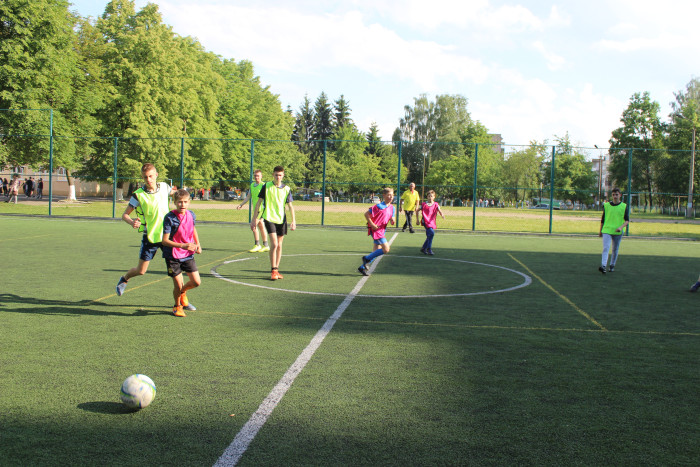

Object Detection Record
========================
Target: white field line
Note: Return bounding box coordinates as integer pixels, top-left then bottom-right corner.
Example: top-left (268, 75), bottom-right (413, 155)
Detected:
top-left (213, 233), bottom-right (398, 467)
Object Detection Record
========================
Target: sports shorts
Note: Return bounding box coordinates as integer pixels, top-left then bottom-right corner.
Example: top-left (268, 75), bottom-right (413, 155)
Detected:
top-left (139, 235), bottom-right (163, 261)
top-left (165, 257), bottom-right (198, 277)
top-left (263, 219), bottom-right (287, 236)
top-left (373, 237), bottom-right (388, 245)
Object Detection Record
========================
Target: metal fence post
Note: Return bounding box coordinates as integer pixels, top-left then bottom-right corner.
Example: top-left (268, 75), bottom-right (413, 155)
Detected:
top-left (248, 139), bottom-right (255, 222)
top-left (321, 140), bottom-right (327, 226)
top-left (179, 137), bottom-right (185, 189)
top-left (472, 143), bottom-right (478, 231)
top-left (396, 141), bottom-right (402, 228)
top-left (626, 148), bottom-right (633, 236)
top-left (48, 109), bottom-right (54, 216)
top-left (112, 137), bottom-right (118, 218)
top-left (549, 145), bottom-right (556, 234)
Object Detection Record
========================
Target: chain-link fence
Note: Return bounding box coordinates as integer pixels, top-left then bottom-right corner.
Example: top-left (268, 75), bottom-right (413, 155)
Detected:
top-left (1, 109), bottom-right (698, 237)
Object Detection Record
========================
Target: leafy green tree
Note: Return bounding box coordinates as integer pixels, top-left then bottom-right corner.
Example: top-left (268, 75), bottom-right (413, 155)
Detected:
top-left (543, 133), bottom-right (596, 203)
top-left (367, 123), bottom-right (405, 184)
top-left (88, 0), bottom-right (225, 191)
top-left (661, 79), bottom-right (700, 201)
top-left (0, 0), bottom-right (91, 196)
top-left (608, 92), bottom-right (666, 208)
top-left (502, 143), bottom-right (545, 203)
top-left (333, 95), bottom-right (353, 131)
top-left (397, 94), bottom-right (471, 183)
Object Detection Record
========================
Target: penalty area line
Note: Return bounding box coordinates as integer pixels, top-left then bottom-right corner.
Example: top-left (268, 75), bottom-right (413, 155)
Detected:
top-left (213, 233), bottom-right (398, 467)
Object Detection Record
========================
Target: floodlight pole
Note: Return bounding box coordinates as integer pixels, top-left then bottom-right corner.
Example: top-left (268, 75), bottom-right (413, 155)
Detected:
top-left (687, 126), bottom-right (696, 218)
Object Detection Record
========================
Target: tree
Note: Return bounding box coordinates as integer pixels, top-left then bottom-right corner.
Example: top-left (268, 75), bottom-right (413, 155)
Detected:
top-left (0, 0), bottom-right (91, 199)
top-left (397, 94), bottom-right (471, 184)
top-left (543, 134), bottom-right (596, 203)
top-left (608, 92), bottom-right (666, 209)
top-left (333, 95), bottom-right (353, 132)
top-left (367, 122), bottom-right (405, 184)
top-left (661, 79), bottom-right (700, 200)
top-left (502, 143), bottom-right (545, 204)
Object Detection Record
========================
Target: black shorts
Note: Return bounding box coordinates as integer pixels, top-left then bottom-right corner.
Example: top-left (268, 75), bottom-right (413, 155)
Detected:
top-left (263, 219), bottom-right (287, 236)
top-left (165, 257), bottom-right (198, 277)
top-left (139, 235), bottom-right (163, 261)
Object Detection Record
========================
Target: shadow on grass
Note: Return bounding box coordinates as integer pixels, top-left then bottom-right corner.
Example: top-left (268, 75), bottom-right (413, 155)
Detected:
top-left (0, 293), bottom-right (169, 317)
top-left (77, 401), bottom-right (138, 415)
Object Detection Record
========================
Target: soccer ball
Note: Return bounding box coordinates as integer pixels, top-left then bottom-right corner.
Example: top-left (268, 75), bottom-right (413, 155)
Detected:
top-left (120, 374), bottom-right (156, 409)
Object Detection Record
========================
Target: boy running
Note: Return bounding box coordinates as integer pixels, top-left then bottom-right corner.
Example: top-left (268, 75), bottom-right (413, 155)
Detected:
top-left (418, 190), bottom-right (445, 255)
top-left (116, 163), bottom-right (177, 296)
top-left (237, 169), bottom-right (269, 252)
top-left (161, 189), bottom-right (202, 317)
top-left (358, 187), bottom-right (395, 276)
top-left (251, 166), bottom-right (296, 280)
top-left (598, 187), bottom-right (629, 274)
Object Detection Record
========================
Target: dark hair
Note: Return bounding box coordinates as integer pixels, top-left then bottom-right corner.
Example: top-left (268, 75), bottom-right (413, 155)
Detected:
top-left (611, 187), bottom-right (621, 194)
top-left (273, 166), bottom-right (284, 173)
top-left (173, 188), bottom-right (190, 202)
top-left (141, 163), bottom-right (156, 173)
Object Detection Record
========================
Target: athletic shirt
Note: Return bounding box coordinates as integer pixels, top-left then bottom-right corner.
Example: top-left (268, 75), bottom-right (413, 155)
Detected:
top-left (250, 182), bottom-right (264, 217)
top-left (421, 202), bottom-right (440, 229)
top-left (601, 201), bottom-right (628, 235)
top-left (368, 202), bottom-right (395, 240)
top-left (162, 209), bottom-right (196, 260)
top-left (130, 182), bottom-right (171, 243)
top-left (401, 190), bottom-right (420, 211)
top-left (259, 182), bottom-right (292, 224)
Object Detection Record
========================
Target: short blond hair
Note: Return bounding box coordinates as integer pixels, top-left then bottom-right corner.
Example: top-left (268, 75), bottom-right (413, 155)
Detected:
top-left (382, 187), bottom-right (394, 195)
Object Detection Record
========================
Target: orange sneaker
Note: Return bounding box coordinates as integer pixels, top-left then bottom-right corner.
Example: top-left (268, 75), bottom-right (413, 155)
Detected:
top-left (270, 270), bottom-right (280, 280)
top-left (172, 306), bottom-right (186, 317)
top-left (276, 271), bottom-right (284, 279)
top-left (179, 292), bottom-right (189, 307)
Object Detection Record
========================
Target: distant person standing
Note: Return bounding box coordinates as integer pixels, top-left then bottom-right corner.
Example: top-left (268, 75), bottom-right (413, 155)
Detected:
top-left (399, 182), bottom-right (420, 233)
top-left (5, 174), bottom-right (20, 204)
top-left (36, 178), bottom-right (44, 200)
top-left (2, 178), bottom-right (8, 197)
top-left (598, 188), bottom-right (629, 274)
top-left (237, 169), bottom-right (269, 253)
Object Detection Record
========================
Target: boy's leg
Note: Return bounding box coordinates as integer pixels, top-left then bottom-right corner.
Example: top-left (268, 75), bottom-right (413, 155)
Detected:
top-left (180, 270), bottom-right (201, 310)
top-left (600, 234), bottom-right (611, 272)
top-left (258, 218), bottom-right (270, 251)
top-left (116, 259), bottom-right (150, 296)
top-left (171, 274), bottom-right (186, 317)
top-left (426, 228), bottom-right (435, 252)
top-left (609, 235), bottom-right (622, 267)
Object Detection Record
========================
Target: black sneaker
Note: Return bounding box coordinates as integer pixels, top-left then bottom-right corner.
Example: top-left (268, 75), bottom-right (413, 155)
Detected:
top-left (358, 266), bottom-right (369, 276)
top-left (409, 229), bottom-right (415, 233)
top-left (598, 266), bottom-right (606, 274)
top-left (608, 265), bottom-right (615, 272)
top-left (427, 249), bottom-right (434, 255)
top-left (361, 256), bottom-right (370, 267)
top-left (420, 248), bottom-right (427, 255)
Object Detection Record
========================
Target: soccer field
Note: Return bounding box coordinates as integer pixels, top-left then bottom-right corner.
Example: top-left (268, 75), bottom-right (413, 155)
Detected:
top-left (1, 216), bottom-right (699, 465)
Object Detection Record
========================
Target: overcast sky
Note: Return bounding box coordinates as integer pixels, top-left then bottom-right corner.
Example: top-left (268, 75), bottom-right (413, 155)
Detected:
top-left (69, 0), bottom-right (699, 149)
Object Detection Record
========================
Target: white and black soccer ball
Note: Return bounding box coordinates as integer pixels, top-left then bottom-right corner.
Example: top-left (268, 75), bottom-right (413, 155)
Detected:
top-left (120, 374), bottom-right (156, 409)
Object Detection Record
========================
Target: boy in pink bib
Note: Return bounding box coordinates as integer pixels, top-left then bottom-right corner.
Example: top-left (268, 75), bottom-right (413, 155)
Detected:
top-left (162, 189), bottom-right (202, 317)
top-left (358, 187), bottom-right (395, 276)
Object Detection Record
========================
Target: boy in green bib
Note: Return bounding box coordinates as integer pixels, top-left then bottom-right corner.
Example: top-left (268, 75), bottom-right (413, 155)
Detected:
top-left (237, 169), bottom-right (269, 252)
top-left (116, 163), bottom-right (178, 298)
top-left (251, 166), bottom-right (296, 280)
top-left (598, 187), bottom-right (629, 274)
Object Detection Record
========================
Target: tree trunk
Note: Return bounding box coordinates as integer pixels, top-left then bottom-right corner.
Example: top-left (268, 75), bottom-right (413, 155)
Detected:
top-left (65, 169), bottom-right (77, 201)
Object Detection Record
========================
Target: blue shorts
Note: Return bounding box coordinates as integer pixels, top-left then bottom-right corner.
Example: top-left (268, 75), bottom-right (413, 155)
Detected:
top-left (373, 237), bottom-right (388, 245)
top-left (139, 234), bottom-right (163, 261)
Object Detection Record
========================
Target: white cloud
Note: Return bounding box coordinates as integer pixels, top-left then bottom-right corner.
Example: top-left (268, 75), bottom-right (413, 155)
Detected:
top-left (532, 40), bottom-right (566, 71)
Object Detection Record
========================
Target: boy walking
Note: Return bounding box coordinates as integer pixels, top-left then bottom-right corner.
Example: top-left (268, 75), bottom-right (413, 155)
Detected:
top-left (161, 189), bottom-right (202, 317)
top-left (598, 187), bottom-right (629, 274)
top-left (251, 166), bottom-right (296, 280)
top-left (237, 169), bottom-right (269, 252)
top-left (116, 163), bottom-right (178, 296)
top-left (418, 189), bottom-right (445, 255)
top-left (358, 187), bottom-right (395, 276)
top-left (400, 182), bottom-right (420, 233)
